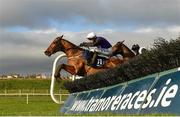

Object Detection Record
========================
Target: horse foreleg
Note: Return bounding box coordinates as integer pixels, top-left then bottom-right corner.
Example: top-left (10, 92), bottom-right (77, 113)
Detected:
top-left (54, 64), bottom-right (76, 79)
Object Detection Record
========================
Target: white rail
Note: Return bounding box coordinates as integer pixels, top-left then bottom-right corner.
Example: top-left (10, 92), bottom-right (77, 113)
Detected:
top-left (50, 53), bottom-right (67, 104)
top-left (0, 93), bottom-right (69, 104)
top-left (0, 93), bottom-right (69, 96)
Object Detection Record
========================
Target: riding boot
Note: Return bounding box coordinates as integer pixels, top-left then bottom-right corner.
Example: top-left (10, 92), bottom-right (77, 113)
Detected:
top-left (90, 52), bottom-right (97, 66)
top-left (86, 58), bottom-right (91, 66)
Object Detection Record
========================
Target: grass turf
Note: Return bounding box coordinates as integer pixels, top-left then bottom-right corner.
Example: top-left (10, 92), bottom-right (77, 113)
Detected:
top-left (0, 95), bottom-right (63, 116)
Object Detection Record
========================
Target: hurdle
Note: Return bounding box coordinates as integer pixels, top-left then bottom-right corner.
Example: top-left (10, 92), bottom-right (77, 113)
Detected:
top-left (50, 53), bottom-right (84, 104)
top-left (50, 53), bottom-right (66, 104)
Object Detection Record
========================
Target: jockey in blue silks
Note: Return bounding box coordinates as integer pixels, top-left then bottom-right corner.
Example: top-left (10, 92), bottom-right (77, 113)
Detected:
top-left (80, 32), bottom-right (112, 66)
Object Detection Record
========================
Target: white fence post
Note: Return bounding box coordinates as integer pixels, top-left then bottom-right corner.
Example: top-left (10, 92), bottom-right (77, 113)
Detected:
top-left (26, 94), bottom-right (28, 104)
top-left (60, 94), bottom-right (62, 104)
top-left (33, 89), bottom-right (34, 96)
top-left (19, 90), bottom-right (21, 96)
top-left (5, 89), bottom-right (7, 96)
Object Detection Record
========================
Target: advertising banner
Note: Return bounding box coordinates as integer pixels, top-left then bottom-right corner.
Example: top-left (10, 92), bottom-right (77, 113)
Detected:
top-left (61, 68), bottom-right (180, 115)
top-left (140, 70), bottom-right (180, 115)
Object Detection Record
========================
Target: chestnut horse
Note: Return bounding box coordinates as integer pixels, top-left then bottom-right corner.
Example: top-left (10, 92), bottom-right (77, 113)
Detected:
top-left (44, 35), bottom-right (135, 79)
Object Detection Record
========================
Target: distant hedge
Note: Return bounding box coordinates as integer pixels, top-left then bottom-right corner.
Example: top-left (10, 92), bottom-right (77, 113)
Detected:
top-left (64, 37), bottom-right (180, 93)
top-left (0, 78), bottom-right (66, 90)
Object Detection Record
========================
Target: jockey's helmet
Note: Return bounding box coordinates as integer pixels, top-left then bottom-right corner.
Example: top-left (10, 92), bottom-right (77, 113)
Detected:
top-left (132, 44), bottom-right (140, 51)
top-left (86, 32), bottom-right (96, 39)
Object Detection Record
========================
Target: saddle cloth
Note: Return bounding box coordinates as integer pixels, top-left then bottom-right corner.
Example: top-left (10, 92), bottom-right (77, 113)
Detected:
top-left (82, 47), bottom-right (109, 67)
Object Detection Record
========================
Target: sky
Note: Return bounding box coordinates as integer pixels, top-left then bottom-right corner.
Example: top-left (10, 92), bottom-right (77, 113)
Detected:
top-left (0, 0), bottom-right (180, 75)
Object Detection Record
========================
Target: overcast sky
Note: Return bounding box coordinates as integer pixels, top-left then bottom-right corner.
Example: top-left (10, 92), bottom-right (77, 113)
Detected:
top-left (0, 0), bottom-right (180, 75)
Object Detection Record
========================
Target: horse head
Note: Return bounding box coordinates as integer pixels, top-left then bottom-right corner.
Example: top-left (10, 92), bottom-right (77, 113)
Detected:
top-left (112, 40), bottom-right (135, 58)
top-left (112, 40), bottom-right (125, 55)
top-left (44, 35), bottom-right (64, 57)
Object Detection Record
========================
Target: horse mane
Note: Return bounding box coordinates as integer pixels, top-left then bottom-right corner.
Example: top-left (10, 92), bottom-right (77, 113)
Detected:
top-left (61, 38), bottom-right (78, 47)
top-left (61, 38), bottom-right (83, 52)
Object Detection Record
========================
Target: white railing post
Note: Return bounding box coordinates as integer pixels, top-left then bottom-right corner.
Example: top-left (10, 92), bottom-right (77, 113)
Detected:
top-left (60, 94), bottom-right (62, 104)
top-left (5, 89), bottom-right (7, 96)
top-left (26, 94), bottom-right (29, 104)
top-left (50, 53), bottom-right (66, 104)
top-left (19, 90), bottom-right (21, 96)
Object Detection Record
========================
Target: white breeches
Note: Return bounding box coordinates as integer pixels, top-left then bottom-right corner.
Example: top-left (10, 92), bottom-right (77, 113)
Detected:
top-left (92, 48), bottom-right (112, 56)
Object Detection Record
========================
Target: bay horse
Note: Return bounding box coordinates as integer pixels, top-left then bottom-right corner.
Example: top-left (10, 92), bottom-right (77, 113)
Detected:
top-left (112, 41), bottom-right (135, 61)
top-left (44, 35), bottom-right (135, 79)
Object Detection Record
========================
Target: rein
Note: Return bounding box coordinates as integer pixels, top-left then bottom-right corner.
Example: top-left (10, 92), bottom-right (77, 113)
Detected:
top-left (65, 47), bottom-right (81, 52)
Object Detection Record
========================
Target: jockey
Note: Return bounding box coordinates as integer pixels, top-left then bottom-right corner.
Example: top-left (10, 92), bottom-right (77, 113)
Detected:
top-left (131, 44), bottom-right (146, 55)
top-left (80, 32), bottom-right (112, 66)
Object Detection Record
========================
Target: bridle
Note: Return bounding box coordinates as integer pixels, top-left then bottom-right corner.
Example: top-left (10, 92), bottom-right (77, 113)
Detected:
top-left (48, 39), bottom-right (62, 54)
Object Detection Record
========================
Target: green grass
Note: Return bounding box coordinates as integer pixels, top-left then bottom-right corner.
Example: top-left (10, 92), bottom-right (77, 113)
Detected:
top-left (0, 79), bottom-right (69, 116)
top-left (0, 95), bottom-right (64, 116)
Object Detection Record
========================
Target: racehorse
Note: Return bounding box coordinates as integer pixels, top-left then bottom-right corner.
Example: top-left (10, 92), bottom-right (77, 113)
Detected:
top-left (44, 35), bottom-right (134, 79)
top-left (112, 41), bottom-right (135, 61)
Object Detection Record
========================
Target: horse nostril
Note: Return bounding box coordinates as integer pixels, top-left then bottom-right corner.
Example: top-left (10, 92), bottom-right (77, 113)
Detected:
top-left (44, 51), bottom-right (49, 55)
top-left (44, 50), bottom-right (51, 57)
